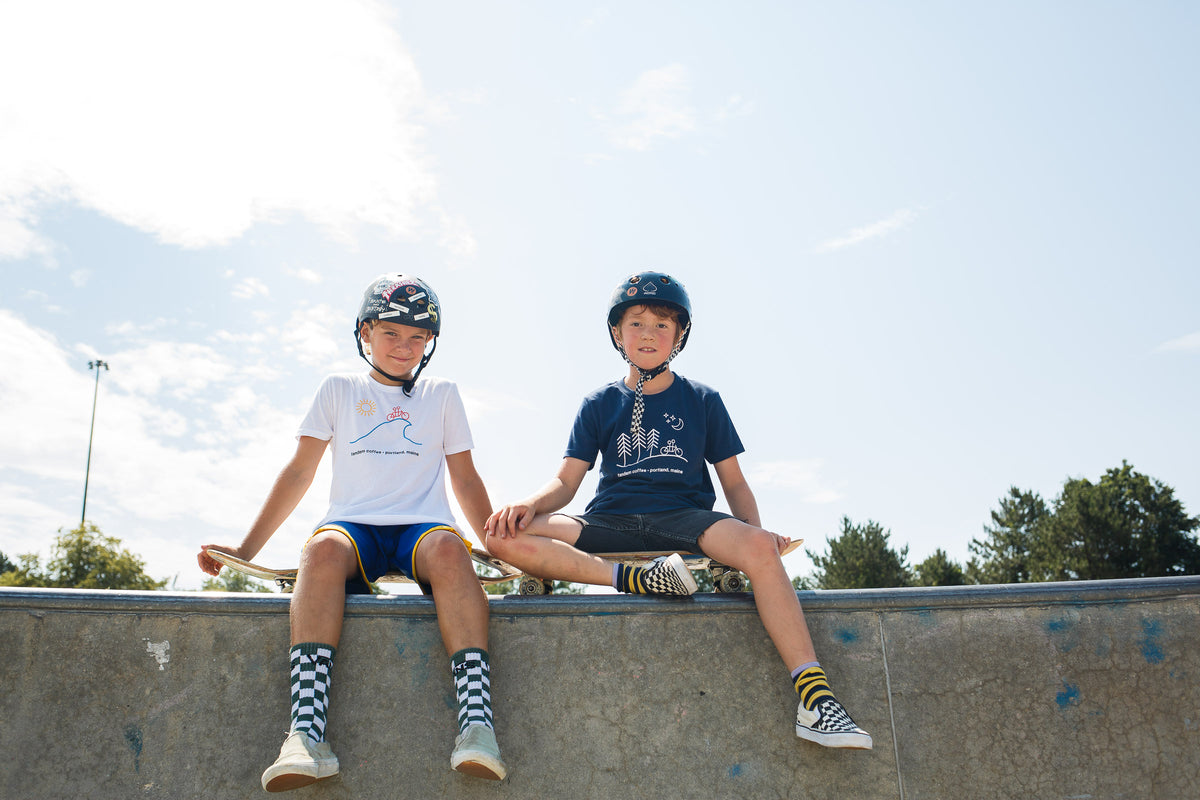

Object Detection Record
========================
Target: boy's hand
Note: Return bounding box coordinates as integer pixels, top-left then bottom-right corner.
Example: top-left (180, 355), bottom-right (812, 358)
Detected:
top-left (485, 503), bottom-right (535, 539)
top-left (197, 544), bottom-right (239, 577)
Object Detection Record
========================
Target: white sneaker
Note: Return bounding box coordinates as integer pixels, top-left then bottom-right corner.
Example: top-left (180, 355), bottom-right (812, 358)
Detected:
top-left (795, 697), bottom-right (873, 749)
top-left (261, 731), bottom-right (340, 792)
top-left (641, 553), bottom-right (698, 596)
top-left (450, 723), bottom-right (507, 781)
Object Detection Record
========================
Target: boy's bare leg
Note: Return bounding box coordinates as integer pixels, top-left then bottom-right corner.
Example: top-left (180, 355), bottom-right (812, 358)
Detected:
top-left (415, 531), bottom-right (493, 654)
top-left (698, 519), bottom-right (817, 668)
top-left (485, 515), bottom-right (614, 587)
top-left (290, 531), bottom-right (359, 646)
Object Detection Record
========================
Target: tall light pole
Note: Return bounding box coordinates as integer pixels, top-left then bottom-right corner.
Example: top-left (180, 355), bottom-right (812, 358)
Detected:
top-left (81, 359), bottom-right (109, 526)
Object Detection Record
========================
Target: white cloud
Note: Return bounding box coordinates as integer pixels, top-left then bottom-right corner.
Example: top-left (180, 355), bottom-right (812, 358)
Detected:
top-left (279, 305), bottom-right (344, 368)
top-left (232, 277), bottom-right (270, 300)
top-left (284, 266), bottom-right (323, 284)
top-left (0, 310), bottom-right (330, 586)
top-left (0, 0), bottom-right (447, 258)
top-left (815, 208), bottom-right (920, 253)
top-left (715, 94), bottom-right (756, 121)
top-left (1154, 331), bottom-right (1200, 353)
top-left (743, 459), bottom-right (843, 504)
top-left (608, 64), bottom-right (697, 151)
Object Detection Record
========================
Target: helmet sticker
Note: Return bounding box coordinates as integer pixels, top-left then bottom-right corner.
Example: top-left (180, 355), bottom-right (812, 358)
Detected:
top-left (641, 282), bottom-right (659, 296)
top-left (378, 310), bottom-right (401, 319)
top-left (414, 313), bottom-right (430, 321)
top-left (625, 287), bottom-right (638, 297)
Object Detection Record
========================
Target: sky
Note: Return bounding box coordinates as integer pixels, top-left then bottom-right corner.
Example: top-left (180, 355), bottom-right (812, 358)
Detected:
top-left (1, 1), bottom-right (1197, 592)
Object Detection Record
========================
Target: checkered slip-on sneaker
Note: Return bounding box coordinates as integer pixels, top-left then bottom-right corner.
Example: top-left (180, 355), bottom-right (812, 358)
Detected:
top-left (261, 731), bottom-right (340, 792)
top-left (795, 697), bottom-right (873, 749)
top-left (642, 553), bottom-right (698, 596)
top-left (451, 723), bottom-right (507, 781)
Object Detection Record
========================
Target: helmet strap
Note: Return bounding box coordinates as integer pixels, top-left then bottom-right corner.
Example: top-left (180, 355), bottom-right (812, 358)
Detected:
top-left (355, 323), bottom-right (437, 396)
top-left (619, 321), bottom-right (690, 441)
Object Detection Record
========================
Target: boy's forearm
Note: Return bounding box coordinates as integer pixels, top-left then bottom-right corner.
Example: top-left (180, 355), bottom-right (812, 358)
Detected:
top-left (236, 437), bottom-right (326, 559)
top-left (522, 478), bottom-right (576, 515)
top-left (725, 484), bottom-right (762, 528)
top-left (239, 465), bottom-right (315, 558)
top-left (453, 476), bottom-right (493, 539)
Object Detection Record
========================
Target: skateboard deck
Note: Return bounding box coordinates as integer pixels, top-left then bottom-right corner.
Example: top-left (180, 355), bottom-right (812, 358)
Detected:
top-left (203, 547), bottom-right (522, 593)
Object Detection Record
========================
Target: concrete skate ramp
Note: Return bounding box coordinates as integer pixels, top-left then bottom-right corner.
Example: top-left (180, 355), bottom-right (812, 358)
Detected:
top-left (2, 577), bottom-right (1198, 799)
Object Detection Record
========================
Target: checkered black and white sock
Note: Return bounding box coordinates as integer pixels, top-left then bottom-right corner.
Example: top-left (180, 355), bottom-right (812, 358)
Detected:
top-left (290, 643), bottom-right (336, 743)
top-left (452, 648), bottom-right (493, 733)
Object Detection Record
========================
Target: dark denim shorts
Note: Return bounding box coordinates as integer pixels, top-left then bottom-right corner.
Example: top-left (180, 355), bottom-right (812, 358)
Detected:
top-left (562, 508), bottom-right (735, 554)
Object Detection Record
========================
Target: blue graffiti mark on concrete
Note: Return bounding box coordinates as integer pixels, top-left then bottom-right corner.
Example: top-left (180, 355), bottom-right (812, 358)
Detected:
top-left (124, 725), bottom-right (143, 772)
top-left (728, 764), bottom-right (744, 778)
top-left (1045, 614), bottom-right (1082, 652)
top-left (1056, 682), bottom-right (1081, 708)
top-left (837, 628), bottom-right (859, 644)
top-left (1140, 619), bottom-right (1165, 664)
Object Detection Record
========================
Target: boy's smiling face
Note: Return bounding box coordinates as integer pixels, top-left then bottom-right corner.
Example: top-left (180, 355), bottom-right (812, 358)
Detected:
top-left (361, 319), bottom-right (433, 384)
top-left (612, 304), bottom-right (681, 371)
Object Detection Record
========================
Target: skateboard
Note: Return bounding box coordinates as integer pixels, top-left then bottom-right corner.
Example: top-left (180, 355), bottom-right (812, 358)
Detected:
top-left (512, 538), bottom-right (804, 595)
top-left (204, 538), bottom-right (802, 595)
top-left (202, 547), bottom-right (522, 593)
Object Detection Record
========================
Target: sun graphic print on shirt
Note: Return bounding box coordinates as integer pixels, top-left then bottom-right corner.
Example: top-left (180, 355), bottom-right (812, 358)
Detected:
top-left (350, 405), bottom-right (423, 446)
top-left (355, 399), bottom-right (377, 416)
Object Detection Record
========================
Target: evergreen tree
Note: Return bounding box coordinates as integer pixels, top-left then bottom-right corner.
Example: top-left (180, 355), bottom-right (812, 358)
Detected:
top-left (1037, 462), bottom-right (1200, 580)
top-left (914, 548), bottom-right (966, 586)
top-left (967, 487), bottom-right (1048, 584)
top-left (808, 516), bottom-right (912, 589)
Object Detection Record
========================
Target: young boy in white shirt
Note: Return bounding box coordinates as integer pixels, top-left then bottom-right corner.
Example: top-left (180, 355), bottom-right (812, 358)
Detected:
top-left (200, 274), bottom-right (506, 791)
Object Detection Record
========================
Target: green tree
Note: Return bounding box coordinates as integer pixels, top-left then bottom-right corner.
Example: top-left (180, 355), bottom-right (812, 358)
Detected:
top-left (1037, 462), bottom-right (1200, 581)
top-left (913, 548), bottom-right (965, 586)
top-left (0, 523), bottom-right (167, 590)
top-left (808, 516), bottom-right (912, 589)
top-left (202, 569), bottom-right (274, 593)
top-left (0, 550), bottom-right (14, 575)
top-left (967, 488), bottom-right (1048, 584)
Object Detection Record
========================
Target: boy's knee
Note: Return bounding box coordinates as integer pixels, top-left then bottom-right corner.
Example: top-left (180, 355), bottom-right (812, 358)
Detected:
top-left (483, 531), bottom-right (518, 560)
top-left (302, 532), bottom-right (355, 565)
top-left (712, 524), bottom-right (780, 568)
top-left (418, 532), bottom-right (472, 579)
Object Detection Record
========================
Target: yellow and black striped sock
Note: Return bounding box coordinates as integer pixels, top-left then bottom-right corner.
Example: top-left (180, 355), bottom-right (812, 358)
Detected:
top-left (614, 563), bottom-right (648, 594)
top-left (793, 664), bottom-right (835, 711)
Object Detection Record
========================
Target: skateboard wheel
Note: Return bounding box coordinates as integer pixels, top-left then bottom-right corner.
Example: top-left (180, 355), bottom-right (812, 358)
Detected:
top-left (714, 571), bottom-right (746, 593)
top-left (518, 577), bottom-right (550, 595)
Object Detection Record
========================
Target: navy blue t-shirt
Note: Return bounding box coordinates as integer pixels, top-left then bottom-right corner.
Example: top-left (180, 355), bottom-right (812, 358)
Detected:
top-left (565, 375), bottom-right (744, 514)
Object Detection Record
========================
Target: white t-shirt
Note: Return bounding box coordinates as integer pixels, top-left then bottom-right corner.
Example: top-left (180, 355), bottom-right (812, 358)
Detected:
top-left (297, 373), bottom-right (474, 529)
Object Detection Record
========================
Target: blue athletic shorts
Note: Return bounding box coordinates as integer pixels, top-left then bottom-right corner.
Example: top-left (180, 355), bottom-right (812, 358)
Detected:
top-left (563, 508), bottom-right (735, 554)
top-left (308, 521), bottom-right (470, 595)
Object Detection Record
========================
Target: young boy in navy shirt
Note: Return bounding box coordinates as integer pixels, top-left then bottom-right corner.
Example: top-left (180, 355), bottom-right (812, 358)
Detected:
top-left (485, 271), bottom-right (871, 749)
top-left (200, 274), bottom-right (507, 791)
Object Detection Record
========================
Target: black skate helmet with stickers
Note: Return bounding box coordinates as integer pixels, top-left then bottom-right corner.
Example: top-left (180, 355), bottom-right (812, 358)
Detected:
top-left (607, 271), bottom-right (692, 354)
top-left (355, 273), bottom-right (441, 393)
top-left (606, 271), bottom-right (692, 442)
